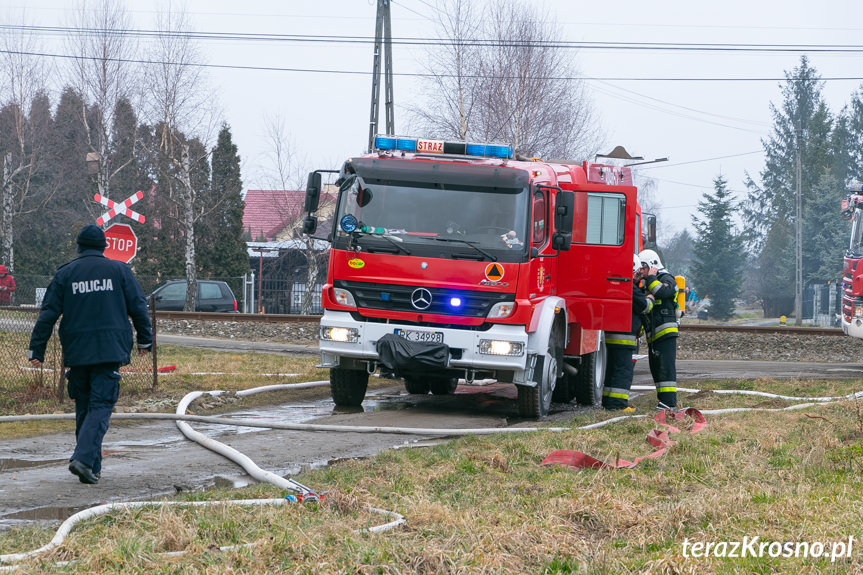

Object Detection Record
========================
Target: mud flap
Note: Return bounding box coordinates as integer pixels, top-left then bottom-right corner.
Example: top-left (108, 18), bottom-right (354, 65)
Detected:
top-left (375, 333), bottom-right (449, 377)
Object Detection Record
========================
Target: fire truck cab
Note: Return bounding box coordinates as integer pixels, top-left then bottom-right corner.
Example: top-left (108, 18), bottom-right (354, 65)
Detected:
top-left (303, 135), bottom-right (641, 419)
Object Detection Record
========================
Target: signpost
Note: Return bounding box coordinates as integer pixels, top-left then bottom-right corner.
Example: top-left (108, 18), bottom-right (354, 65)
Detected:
top-left (103, 223), bottom-right (138, 263)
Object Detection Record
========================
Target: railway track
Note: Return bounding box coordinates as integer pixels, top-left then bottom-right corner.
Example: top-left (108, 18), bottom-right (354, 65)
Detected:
top-left (155, 311), bottom-right (844, 336)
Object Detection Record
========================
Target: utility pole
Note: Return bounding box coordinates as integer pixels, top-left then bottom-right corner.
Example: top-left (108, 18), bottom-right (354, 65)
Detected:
top-left (368, 0), bottom-right (394, 153)
top-left (794, 120), bottom-right (803, 326)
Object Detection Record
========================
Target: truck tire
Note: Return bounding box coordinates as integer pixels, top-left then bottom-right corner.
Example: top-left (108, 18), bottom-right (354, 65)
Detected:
top-left (404, 377), bottom-right (430, 394)
top-left (573, 335), bottom-right (606, 406)
top-left (429, 376), bottom-right (458, 395)
top-left (518, 326), bottom-right (561, 419)
top-left (330, 368), bottom-right (369, 407)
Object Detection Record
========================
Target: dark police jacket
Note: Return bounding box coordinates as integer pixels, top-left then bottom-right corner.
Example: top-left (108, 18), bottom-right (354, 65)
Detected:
top-left (28, 249), bottom-right (153, 366)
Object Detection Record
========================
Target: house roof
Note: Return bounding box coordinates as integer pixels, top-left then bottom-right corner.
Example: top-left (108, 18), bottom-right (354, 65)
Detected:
top-left (242, 189), bottom-right (304, 242)
top-left (243, 188), bottom-right (336, 242)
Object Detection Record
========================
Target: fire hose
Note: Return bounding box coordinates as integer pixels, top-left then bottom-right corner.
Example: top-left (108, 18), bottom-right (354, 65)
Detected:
top-left (1, 381), bottom-right (861, 569)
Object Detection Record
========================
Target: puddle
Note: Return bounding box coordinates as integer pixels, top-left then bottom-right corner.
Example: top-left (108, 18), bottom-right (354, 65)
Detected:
top-left (0, 458), bottom-right (68, 472)
top-left (0, 505), bottom-right (88, 531)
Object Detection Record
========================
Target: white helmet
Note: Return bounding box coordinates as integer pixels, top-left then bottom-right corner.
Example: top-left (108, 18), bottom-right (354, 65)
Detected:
top-left (638, 249), bottom-right (664, 270)
top-left (633, 254), bottom-right (641, 274)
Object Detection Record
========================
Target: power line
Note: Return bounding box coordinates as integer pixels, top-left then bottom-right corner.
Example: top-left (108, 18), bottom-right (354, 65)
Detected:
top-left (637, 150), bottom-right (765, 170)
top-left (3, 48), bottom-right (862, 83)
top-left (6, 23), bottom-right (863, 53)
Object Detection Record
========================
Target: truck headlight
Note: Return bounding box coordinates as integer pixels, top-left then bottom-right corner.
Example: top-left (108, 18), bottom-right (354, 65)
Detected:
top-left (487, 301), bottom-right (515, 319)
top-left (479, 339), bottom-right (524, 356)
top-left (333, 288), bottom-right (356, 307)
top-left (320, 326), bottom-right (359, 343)
top-left (855, 302), bottom-right (863, 318)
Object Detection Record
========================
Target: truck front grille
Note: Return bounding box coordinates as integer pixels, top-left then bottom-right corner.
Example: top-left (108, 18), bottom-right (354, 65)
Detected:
top-left (335, 280), bottom-right (513, 318)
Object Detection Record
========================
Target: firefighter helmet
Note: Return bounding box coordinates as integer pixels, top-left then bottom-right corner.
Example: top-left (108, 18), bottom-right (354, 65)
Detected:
top-left (633, 254), bottom-right (641, 274)
top-left (638, 249), bottom-right (664, 271)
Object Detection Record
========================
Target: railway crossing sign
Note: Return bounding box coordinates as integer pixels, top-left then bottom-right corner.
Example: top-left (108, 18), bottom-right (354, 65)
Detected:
top-left (94, 190), bottom-right (146, 226)
top-left (103, 223), bottom-right (138, 263)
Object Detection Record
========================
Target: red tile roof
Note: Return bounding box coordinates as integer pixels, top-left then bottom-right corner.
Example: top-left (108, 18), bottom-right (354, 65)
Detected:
top-left (242, 190), bottom-right (304, 241)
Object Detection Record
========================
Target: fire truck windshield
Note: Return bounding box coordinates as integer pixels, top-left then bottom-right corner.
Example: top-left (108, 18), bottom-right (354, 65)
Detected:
top-left (850, 208), bottom-right (863, 257)
top-left (333, 176), bottom-right (530, 261)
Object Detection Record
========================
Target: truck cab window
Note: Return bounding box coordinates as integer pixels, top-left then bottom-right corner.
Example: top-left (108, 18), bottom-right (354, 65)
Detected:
top-left (850, 209), bottom-right (863, 257)
top-left (532, 191), bottom-right (546, 244)
top-left (573, 191), bottom-right (626, 246)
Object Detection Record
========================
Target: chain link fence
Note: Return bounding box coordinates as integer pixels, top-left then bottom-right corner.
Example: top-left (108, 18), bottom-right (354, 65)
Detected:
top-left (0, 304), bottom-right (158, 407)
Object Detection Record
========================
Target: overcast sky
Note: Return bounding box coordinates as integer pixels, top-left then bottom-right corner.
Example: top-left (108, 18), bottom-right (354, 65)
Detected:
top-left (10, 0), bottom-right (863, 240)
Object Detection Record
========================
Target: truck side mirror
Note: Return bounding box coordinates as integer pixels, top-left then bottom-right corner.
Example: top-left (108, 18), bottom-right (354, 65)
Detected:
top-left (646, 214), bottom-right (657, 246)
top-left (304, 172), bottom-right (322, 213)
top-left (302, 215), bottom-right (318, 235)
top-left (552, 190), bottom-right (574, 251)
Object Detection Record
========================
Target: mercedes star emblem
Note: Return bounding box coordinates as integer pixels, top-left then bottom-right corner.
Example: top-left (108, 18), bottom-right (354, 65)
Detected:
top-left (410, 288), bottom-right (432, 310)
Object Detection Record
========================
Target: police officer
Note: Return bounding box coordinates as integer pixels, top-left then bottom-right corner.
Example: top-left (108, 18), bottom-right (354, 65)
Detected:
top-left (28, 224), bottom-right (152, 484)
top-left (602, 255), bottom-right (654, 412)
top-left (638, 249), bottom-right (679, 410)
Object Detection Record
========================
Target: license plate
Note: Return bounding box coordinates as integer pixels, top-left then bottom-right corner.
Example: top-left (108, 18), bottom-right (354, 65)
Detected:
top-left (394, 328), bottom-right (444, 343)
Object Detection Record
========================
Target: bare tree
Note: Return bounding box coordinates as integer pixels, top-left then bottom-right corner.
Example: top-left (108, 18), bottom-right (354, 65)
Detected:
top-left (414, 0), bottom-right (602, 160)
top-left (411, 0), bottom-right (483, 140)
top-left (0, 13), bottom-right (52, 271)
top-left (144, 2), bottom-right (219, 311)
top-left (65, 0), bottom-right (140, 207)
top-left (260, 114), bottom-right (332, 315)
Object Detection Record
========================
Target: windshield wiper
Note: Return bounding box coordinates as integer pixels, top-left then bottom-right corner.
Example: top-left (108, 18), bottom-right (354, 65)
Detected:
top-left (422, 236), bottom-right (497, 261)
top-left (354, 230), bottom-right (411, 255)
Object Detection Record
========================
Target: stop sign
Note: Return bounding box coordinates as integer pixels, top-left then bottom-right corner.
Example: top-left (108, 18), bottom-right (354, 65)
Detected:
top-left (103, 223), bottom-right (138, 263)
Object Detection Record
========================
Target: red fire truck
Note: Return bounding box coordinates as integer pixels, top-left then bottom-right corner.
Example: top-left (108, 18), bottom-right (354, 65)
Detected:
top-left (302, 135), bottom-right (648, 419)
top-left (840, 182), bottom-right (863, 337)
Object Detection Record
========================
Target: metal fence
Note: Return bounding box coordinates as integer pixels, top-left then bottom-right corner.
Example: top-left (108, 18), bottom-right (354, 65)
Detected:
top-left (0, 303), bottom-right (158, 406)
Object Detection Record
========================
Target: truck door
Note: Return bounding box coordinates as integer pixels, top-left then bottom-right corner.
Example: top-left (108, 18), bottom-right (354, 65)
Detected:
top-left (556, 184), bottom-right (637, 333)
top-left (529, 187), bottom-right (554, 299)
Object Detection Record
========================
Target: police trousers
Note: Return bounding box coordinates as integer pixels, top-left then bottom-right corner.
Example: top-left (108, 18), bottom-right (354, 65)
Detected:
top-left (66, 363), bottom-right (121, 475)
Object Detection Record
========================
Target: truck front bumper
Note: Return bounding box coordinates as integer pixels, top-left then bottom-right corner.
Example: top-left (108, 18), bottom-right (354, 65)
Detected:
top-left (843, 316), bottom-right (863, 339)
top-left (318, 311), bottom-right (532, 382)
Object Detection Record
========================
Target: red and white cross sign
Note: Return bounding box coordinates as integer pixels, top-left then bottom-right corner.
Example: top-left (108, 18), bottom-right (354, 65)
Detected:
top-left (94, 190), bottom-right (146, 226)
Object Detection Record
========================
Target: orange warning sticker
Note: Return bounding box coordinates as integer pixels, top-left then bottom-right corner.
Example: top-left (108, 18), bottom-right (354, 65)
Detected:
top-left (484, 263), bottom-right (504, 282)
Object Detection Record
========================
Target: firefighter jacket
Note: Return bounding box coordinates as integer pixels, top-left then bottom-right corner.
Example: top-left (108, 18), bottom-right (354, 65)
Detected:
top-left (605, 284), bottom-right (654, 348)
top-left (643, 269), bottom-right (679, 342)
top-left (28, 249), bottom-right (153, 366)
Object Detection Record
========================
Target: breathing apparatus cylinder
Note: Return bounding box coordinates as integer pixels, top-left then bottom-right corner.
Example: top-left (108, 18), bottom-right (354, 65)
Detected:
top-left (675, 275), bottom-right (686, 318)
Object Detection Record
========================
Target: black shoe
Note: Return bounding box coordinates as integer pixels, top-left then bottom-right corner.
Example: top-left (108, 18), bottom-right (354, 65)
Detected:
top-left (69, 460), bottom-right (99, 484)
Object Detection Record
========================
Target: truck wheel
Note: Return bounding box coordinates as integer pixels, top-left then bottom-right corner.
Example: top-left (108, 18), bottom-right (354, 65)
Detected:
top-left (404, 377), bottom-right (430, 394)
top-left (330, 368), bottom-right (369, 406)
top-left (429, 376), bottom-right (458, 395)
top-left (518, 326), bottom-right (561, 419)
top-left (573, 334), bottom-right (606, 406)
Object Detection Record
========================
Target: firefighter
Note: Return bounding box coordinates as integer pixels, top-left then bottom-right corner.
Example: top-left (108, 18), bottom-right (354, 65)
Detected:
top-left (638, 249), bottom-right (679, 410)
top-left (601, 254), bottom-right (654, 412)
top-left (28, 224), bottom-right (152, 484)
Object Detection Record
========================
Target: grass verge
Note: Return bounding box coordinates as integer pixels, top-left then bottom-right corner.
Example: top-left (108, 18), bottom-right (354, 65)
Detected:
top-left (2, 377), bottom-right (863, 573)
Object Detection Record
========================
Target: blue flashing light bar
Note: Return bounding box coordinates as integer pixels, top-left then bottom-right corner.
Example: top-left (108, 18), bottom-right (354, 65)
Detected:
top-left (375, 135), bottom-right (513, 159)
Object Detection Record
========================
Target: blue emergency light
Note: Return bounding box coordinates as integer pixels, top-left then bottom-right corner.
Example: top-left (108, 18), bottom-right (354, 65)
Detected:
top-left (374, 135), bottom-right (513, 159)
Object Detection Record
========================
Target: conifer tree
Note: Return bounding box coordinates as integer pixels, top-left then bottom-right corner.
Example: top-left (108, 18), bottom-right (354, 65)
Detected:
top-left (691, 175), bottom-right (745, 321)
top-left (200, 123), bottom-right (247, 279)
